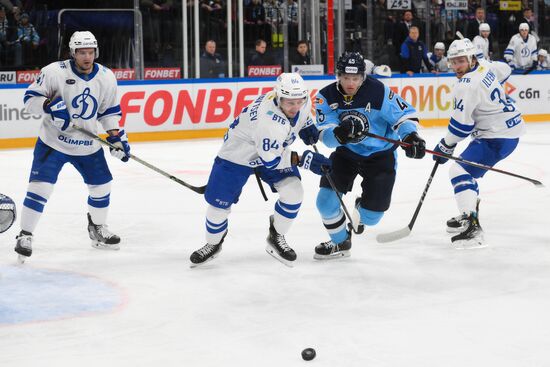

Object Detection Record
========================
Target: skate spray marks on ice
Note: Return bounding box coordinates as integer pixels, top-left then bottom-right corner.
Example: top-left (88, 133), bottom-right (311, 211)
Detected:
top-left (0, 265), bottom-right (126, 325)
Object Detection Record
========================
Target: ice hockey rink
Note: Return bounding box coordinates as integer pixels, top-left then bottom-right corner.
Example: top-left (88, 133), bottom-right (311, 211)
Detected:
top-left (1, 123), bottom-right (549, 367)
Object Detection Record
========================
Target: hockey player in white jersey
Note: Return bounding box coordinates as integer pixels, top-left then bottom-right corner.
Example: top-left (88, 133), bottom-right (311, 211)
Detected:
top-left (504, 23), bottom-right (538, 71)
top-left (433, 38), bottom-right (524, 249)
top-left (15, 31), bottom-right (130, 261)
top-left (427, 42), bottom-right (449, 72)
top-left (190, 73), bottom-right (331, 267)
top-left (472, 23), bottom-right (491, 60)
top-left (536, 49), bottom-right (549, 70)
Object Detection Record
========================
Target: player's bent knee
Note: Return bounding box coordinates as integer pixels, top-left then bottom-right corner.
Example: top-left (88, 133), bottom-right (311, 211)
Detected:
top-left (276, 176), bottom-right (303, 204)
top-left (206, 204), bottom-right (231, 223)
top-left (449, 162), bottom-right (469, 180)
top-left (316, 187), bottom-right (340, 217)
top-left (87, 182), bottom-right (112, 208)
top-left (359, 208), bottom-right (384, 226)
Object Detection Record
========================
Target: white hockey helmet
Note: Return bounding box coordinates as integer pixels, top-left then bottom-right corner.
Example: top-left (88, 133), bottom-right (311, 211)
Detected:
top-left (447, 38), bottom-right (476, 61)
top-left (275, 72), bottom-right (308, 101)
top-left (519, 23), bottom-right (530, 31)
top-left (69, 31), bottom-right (99, 59)
top-left (434, 42), bottom-right (445, 51)
top-left (539, 49), bottom-right (548, 57)
top-left (479, 23), bottom-right (490, 33)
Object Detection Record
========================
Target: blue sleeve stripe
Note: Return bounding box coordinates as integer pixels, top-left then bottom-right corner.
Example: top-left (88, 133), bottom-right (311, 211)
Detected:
top-left (23, 90), bottom-right (46, 104)
top-left (448, 124), bottom-right (470, 138)
top-left (260, 156), bottom-right (281, 169)
top-left (531, 50), bottom-right (538, 54)
top-left (449, 118), bottom-right (474, 133)
top-left (504, 50), bottom-right (514, 55)
top-left (98, 105), bottom-right (122, 119)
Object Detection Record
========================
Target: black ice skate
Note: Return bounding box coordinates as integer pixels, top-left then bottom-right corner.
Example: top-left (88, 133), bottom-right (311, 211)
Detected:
top-left (87, 213), bottom-right (120, 250)
top-left (190, 232), bottom-right (226, 268)
top-left (15, 230), bottom-right (33, 263)
top-left (265, 215), bottom-right (296, 267)
top-left (447, 198), bottom-right (480, 233)
top-left (314, 231), bottom-right (352, 260)
top-left (451, 212), bottom-right (485, 249)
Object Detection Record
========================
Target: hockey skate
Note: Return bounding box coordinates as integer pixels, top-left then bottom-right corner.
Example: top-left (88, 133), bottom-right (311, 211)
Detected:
top-left (447, 198), bottom-right (480, 233)
top-left (451, 212), bottom-right (486, 249)
top-left (350, 197), bottom-right (365, 234)
top-left (190, 232), bottom-right (226, 268)
top-left (314, 231), bottom-right (352, 260)
top-left (14, 230), bottom-right (33, 263)
top-left (265, 215), bottom-right (296, 267)
top-left (87, 213), bottom-right (120, 250)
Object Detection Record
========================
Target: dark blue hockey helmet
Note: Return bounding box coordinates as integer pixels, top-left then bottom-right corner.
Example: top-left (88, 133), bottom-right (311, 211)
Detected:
top-left (336, 52), bottom-right (366, 75)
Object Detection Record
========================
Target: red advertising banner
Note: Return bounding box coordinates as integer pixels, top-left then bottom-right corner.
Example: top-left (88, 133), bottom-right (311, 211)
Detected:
top-left (144, 67), bottom-right (181, 80)
top-left (247, 65), bottom-right (282, 77)
top-left (16, 70), bottom-right (40, 84)
top-left (112, 68), bottom-right (136, 80)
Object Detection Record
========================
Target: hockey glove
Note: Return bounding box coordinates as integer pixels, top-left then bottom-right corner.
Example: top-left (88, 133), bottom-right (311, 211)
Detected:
top-left (333, 118), bottom-right (368, 144)
top-left (298, 124), bottom-right (320, 145)
top-left (401, 132), bottom-right (426, 159)
top-left (433, 138), bottom-right (456, 164)
top-left (299, 150), bottom-right (332, 175)
top-left (106, 130), bottom-right (131, 162)
top-left (44, 97), bottom-right (70, 131)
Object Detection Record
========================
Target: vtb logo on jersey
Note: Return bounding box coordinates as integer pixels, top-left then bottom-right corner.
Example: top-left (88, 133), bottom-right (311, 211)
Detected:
top-left (339, 110), bottom-right (370, 143)
top-left (71, 87), bottom-right (98, 120)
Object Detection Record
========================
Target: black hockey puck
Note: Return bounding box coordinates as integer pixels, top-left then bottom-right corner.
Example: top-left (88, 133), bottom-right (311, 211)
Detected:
top-left (301, 348), bottom-right (316, 361)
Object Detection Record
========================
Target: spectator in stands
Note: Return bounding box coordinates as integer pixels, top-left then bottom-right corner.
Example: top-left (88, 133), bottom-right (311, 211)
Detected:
top-left (472, 23), bottom-right (491, 60)
top-left (536, 49), bottom-right (549, 70)
top-left (200, 39), bottom-right (226, 78)
top-left (400, 26), bottom-right (432, 75)
top-left (283, 0), bottom-right (298, 48)
top-left (466, 7), bottom-right (486, 41)
top-left (427, 42), bottom-right (449, 72)
top-left (200, 0), bottom-right (224, 42)
top-left (247, 38), bottom-right (272, 70)
top-left (264, 0), bottom-right (282, 48)
top-left (504, 23), bottom-right (538, 71)
top-left (290, 40), bottom-right (310, 65)
top-left (244, 0), bottom-right (269, 47)
top-left (393, 10), bottom-right (422, 57)
top-left (16, 12), bottom-right (39, 66)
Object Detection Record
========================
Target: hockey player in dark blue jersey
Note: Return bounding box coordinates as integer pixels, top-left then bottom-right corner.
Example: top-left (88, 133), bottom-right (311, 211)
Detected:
top-left (313, 51), bottom-right (426, 259)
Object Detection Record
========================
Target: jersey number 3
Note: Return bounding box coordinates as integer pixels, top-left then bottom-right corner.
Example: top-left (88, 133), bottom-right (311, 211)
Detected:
top-left (490, 88), bottom-right (515, 113)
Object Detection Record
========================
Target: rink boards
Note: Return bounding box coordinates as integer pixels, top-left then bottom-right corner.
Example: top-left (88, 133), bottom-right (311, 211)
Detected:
top-left (1, 71), bottom-right (550, 149)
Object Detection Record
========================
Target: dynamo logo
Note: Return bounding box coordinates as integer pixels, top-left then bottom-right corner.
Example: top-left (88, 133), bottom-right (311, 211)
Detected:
top-left (71, 87), bottom-right (98, 120)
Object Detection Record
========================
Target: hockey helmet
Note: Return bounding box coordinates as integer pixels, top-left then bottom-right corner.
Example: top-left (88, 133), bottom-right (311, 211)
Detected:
top-left (519, 23), bottom-right (530, 31)
top-left (447, 38), bottom-right (476, 61)
top-left (0, 193), bottom-right (16, 233)
top-left (69, 31), bottom-right (99, 59)
top-left (539, 49), bottom-right (548, 57)
top-left (275, 73), bottom-right (308, 101)
top-left (336, 52), bottom-right (366, 75)
top-left (479, 23), bottom-right (490, 33)
top-left (434, 42), bottom-right (446, 51)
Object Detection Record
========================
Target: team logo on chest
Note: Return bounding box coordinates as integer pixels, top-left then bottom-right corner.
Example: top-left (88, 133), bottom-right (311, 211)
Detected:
top-left (71, 87), bottom-right (98, 120)
top-left (339, 110), bottom-right (370, 143)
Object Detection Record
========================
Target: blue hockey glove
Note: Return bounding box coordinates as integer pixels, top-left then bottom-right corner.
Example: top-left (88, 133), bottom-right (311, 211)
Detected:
top-left (298, 124), bottom-right (319, 145)
top-left (333, 117), bottom-right (368, 144)
top-left (44, 97), bottom-right (70, 131)
top-left (299, 150), bottom-right (332, 175)
top-left (401, 132), bottom-right (426, 159)
top-left (433, 138), bottom-right (456, 164)
top-left (106, 130), bottom-right (131, 162)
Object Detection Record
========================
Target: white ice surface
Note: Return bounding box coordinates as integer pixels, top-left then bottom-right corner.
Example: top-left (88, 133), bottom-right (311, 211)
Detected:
top-left (1, 124), bottom-right (550, 367)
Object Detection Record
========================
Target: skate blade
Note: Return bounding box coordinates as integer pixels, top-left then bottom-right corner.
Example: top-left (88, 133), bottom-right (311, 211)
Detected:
top-left (451, 238), bottom-right (487, 250)
top-left (91, 240), bottom-right (120, 251)
top-left (265, 245), bottom-right (294, 268)
top-left (189, 253), bottom-right (221, 268)
top-left (313, 250), bottom-right (351, 260)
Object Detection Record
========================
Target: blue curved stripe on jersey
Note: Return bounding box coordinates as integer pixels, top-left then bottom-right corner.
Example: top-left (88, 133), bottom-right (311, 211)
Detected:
top-left (259, 156), bottom-right (281, 170)
top-left (70, 60), bottom-right (99, 81)
top-left (98, 105), bottom-right (122, 119)
top-left (274, 200), bottom-right (301, 219)
top-left (88, 193), bottom-right (110, 208)
top-left (531, 50), bottom-right (538, 55)
top-left (25, 191), bottom-right (47, 203)
top-left (23, 90), bottom-right (46, 104)
top-left (206, 219), bottom-right (228, 234)
top-left (451, 174), bottom-right (479, 194)
top-left (358, 208), bottom-right (384, 226)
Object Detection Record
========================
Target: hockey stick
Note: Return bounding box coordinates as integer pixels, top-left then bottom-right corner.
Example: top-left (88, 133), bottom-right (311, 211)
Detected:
top-left (376, 161), bottom-right (439, 243)
top-left (364, 131), bottom-right (544, 187)
top-left (312, 144), bottom-right (361, 234)
top-left (71, 124), bottom-right (207, 194)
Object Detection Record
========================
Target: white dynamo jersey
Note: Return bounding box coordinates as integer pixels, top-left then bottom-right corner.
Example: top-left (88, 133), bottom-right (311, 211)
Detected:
top-left (472, 35), bottom-right (489, 60)
top-left (504, 33), bottom-right (538, 69)
top-left (24, 60), bottom-right (121, 156)
top-left (448, 59), bottom-right (524, 141)
top-left (218, 91), bottom-right (313, 169)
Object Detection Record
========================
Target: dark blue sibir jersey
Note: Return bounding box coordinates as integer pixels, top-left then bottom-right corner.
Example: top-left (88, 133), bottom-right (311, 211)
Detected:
top-left (315, 76), bottom-right (419, 157)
